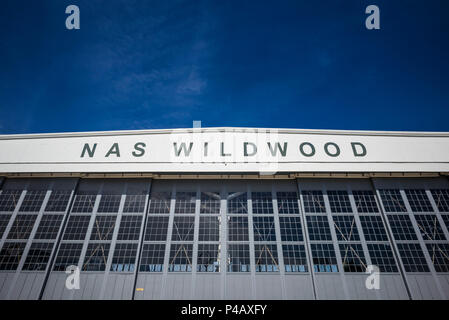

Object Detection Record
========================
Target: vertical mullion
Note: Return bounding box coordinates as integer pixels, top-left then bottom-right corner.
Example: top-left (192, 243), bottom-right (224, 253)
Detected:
top-left (247, 185), bottom-right (256, 298)
top-left (160, 184), bottom-right (175, 299)
top-left (190, 185), bottom-right (200, 298)
top-left (220, 186), bottom-right (227, 299)
top-left (271, 186), bottom-right (286, 299)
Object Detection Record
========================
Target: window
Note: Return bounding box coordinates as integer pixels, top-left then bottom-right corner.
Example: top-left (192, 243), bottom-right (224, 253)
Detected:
top-left (405, 189), bottom-right (433, 212)
top-left (117, 215), bottom-right (142, 241)
top-left (332, 216), bottom-right (360, 241)
top-left (359, 216), bottom-right (389, 241)
top-left (144, 216), bottom-right (169, 241)
top-left (252, 192), bottom-right (273, 214)
top-left (306, 216), bottom-right (332, 241)
top-left (97, 195), bottom-right (122, 213)
top-left (0, 242), bottom-right (26, 271)
top-left (7, 214), bottom-right (38, 240)
top-left (123, 194), bottom-right (147, 213)
top-left (328, 191), bottom-right (352, 213)
top-left (90, 215), bottom-right (116, 241)
top-left (253, 217), bottom-right (276, 242)
top-left (431, 189), bottom-right (449, 212)
top-left (387, 215), bottom-right (418, 241)
top-left (53, 243), bottom-right (83, 271)
top-left (227, 244), bottom-right (250, 272)
top-left (82, 243), bottom-right (111, 271)
top-left (367, 243), bottom-right (398, 272)
top-left (19, 190), bottom-right (46, 212)
top-left (140, 243), bottom-right (165, 272)
top-left (397, 243), bottom-right (429, 272)
top-left (282, 244), bottom-right (308, 272)
top-left (199, 216), bottom-right (220, 241)
top-left (22, 242), bottom-right (54, 271)
top-left (197, 244), bottom-right (220, 272)
top-left (34, 214), bottom-right (64, 240)
top-left (339, 243), bottom-right (366, 272)
top-left (441, 214), bottom-right (449, 230)
top-left (227, 192), bottom-right (247, 214)
top-left (277, 192), bottom-right (299, 214)
top-left (63, 215), bottom-right (91, 240)
top-left (426, 243), bottom-right (449, 272)
top-left (254, 244), bottom-right (279, 272)
top-left (171, 216), bottom-right (195, 241)
top-left (148, 192), bottom-right (171, 214)
top-left (71, 193), bottom-right (97, 213)
top-left (168, 243), bottom-right (193, 272)
top-left (110, 243), bottom-right (138, 272)
top-left (379, 190), bottom-right (407, 212)
top-left (174, 192), bottom-right (196, 214)
top-left (0, 190), bottom-right (23, 212)
top-left (310, 243), bottom-right (338, 272)
top-left (200, 192), bottom-right (220, 214)
top-left (0, 214), bottom-right (12, 238)
top-left (414, 215), bottom-right (446, 241)
top-left (301, 191), bottom-right (326, 213)
top-left (353, 190), bottom-right (379, 213)
top-left (45, 190), bottom-right (72, 212)
top-left (279, 217), bottom-right (303, 241)
top-left (228, 217), bottom-right (249, 241)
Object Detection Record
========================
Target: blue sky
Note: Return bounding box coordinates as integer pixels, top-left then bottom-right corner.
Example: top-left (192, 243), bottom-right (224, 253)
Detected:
top-left (0, 0), bottom-right (448, 134)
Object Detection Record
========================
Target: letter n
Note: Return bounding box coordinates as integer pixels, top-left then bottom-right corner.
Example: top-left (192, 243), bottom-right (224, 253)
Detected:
top-left (81, 143), bottom-right (97, 158)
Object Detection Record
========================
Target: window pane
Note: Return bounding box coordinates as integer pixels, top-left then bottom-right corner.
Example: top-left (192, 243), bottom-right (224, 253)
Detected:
top-left (426, 243), bottom-right (449, 272)
top-left (339, 243), bottom-right (366, 272)
top-left (144, 216), bottom-right (169, 241)
top-left (45, 190), bottom-right (72, 212)
top-left (199, 216), bottom-right (220, 241)
top-left (227, 244), bottom-right (250, 272)
top-left (367, 243), bottom-right (398, 273)
top-left (140, 243), bottom-right (166, 272)
top-left (171, 216), bottom-right (195, 241)
top-left (430, 189), bottom-right (449, 212)
top-left (397, 243), bottom-right (429, 272)
top-left (405, 189), bottom-right (433, 212)
top-left (333, 216), bottom-right (360, 241)
top-left (7, 214), bottom-right (38, 240)
top-left (228, 217), bottom-right (249, 241)
top-left (353, 190), bottom-right (379, 213)
top-left (360, 216), bottom-right (389, 241)
top-left (123, 194), bottom-right (147, 213)
top-left (310, 243), bottom-right (338, 273)
top-left (328, 191), bottom-right (352, 213)
top-left (148, 192), bottom-right (171, 214)
top-left (279, 217), bottom-right (303, 241)
top-left (71, 193), bottom-right (97, 213)
top-left (197, 244), bottom-right (220, 272)
top-left (379, 190), bottom-right (407, 213)
top-left (0, 214), bottom-right (12, 238)
top-left (34, 214), bottom-right (64, 240)
top-left (277, 192), bottom-right (299, 214)
top-left (227, 192), bottom-right (247, 214)
top-left (97, 195), bottom-right (122, 213)
top-left (414, 214), bottom-right (446, 241)
top-left (53, 243), bottom-right (83, 271)
top-left (168, 243), bottom-right (193, 272)
top-left (0, 190), bottom-right (23, 212)
top-left (82, 243), bottom-right (111, 271)
top-left (90, 215), bottom-right (117, 241)
top-left (117, 215), bottom-right (142, 241)
top-left (200, 192), bottom-right (220, 214)
top-left (110, 243), bottom-right (138, 272)
top-left (306, 216), bottom-right (332, 241)
top-left (282, 244), bottom-right (308, 272)
top-left (174, 192), bottom-right (196, 214)
top-left (387, 215), bottom-right (418, 241)
top-left (0, 242), bottom-right (26, 271)
top-left (253, 217), bottom-right (276, 242)
top-left (22, 242), bottom-right (54, 271)
top-left (252, 192), bottom-right (273, 214)
top-left (19, 191), bottom-right (46, 212)
top-left (254, 244), bottom-right (279, 272)
top-left (301, 191), bottom-right (326, 213)
top-left (63, 215), bottom-right (90, 240)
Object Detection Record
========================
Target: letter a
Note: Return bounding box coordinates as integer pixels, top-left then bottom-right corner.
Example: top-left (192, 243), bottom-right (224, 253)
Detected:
top-left (66, 5), bottom-right (80, 30)
top-left (365, 5), bottom-right (380, 30)
top-left (65, 265), bottom-right (80, 290)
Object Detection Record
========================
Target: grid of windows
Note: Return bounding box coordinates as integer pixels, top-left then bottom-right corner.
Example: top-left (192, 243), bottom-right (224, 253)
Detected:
top-left (339, 243), bottom-right (367, 272)
top-left (252, 192), bottom-right (273, 214)
top-left (254, 244), bottom-right (279, 272)
top-left (397, 243), bottom-right (430, 272)
top-left (22, 242), bottom-right (54, 271)
top-left (82, 243), bottom-right (111, 271)
top-left (333, 216), bottom-right (360, 241)
top-left (282, 244), bottom-right (308, 272)
top-left (366, 243), bottom-right (398, 272)
top-left (327, 191), bottom-right (352, 213)
top-left (199, 216), bottom-right (220, 241)
top-left (53, 243), bottom-right (83, 271)
top-left (360, 216), bottom-right (389, 241)
top-left (228, 217), bottom-right (249, 241)
top-left (34, 214), bottom-right (64, 240)
top-left (123, 194), bottom-right (147, 213)
top-left (7, 214), bottom-right (38, 240)
top-left (301, 191), bottom-right (326, 213)
top-left (405, 189), bottom-right (433, 212)
top-left (414, 214), bottom-right (446, 241)
top-left (353, 190), bottom-right (379, 213)
top-left (90, 215), bottom-right (116, 241)
top-left (19, 190), bottom-right (46, 212)
top-left (97, 195), bottom-right (122, 213)
top-left (426, 243), bottom-right (449, 272)
top-left (253, 217), bottom-right (276, 241)
top-left (200, 192), bottom-right (220, 214)
top-left (110, 243), bottom-right (138, 272)
top-left (117, 215), bottom-right (142, 241)
top-left (0, 190), bottom-right (23, 212)
top-left (310, 243), bottom-right (338, 272)
top-left (379, 190), bottom-right (407, 212)
top-left (277, 192), bottom-right (299, 214)
top-left (140, 243), bottom-right (166, 272)
top-left (174, 192), bottom-right (196, 214)
top-left (431, 189), bottom-right (449, 212)
top-left (387, 215), bottom-right (418, 240)
top-left (0, 242), bottom-right (26, 271)
top-left (197, 244), bottom-right (220, 272)
top-left (71, 193), bottom-right (97, 213)
top-left (441, 214), bottom-right (449, 230)
top-left (63, 215), bottom-right (91, 240)
top-left (0, 214), bottom-right (12, 238)
top-left (148, 192), bottom-right (171, 214)
top-left (172, 216), bottom-right (195, 241)
top-left (227, 244), bottom-right (250, 272)
top-left (144, 217), bottom-right (169, 241)
top-left (279, 217), bottom-right (303, 241)
top-left (227, 192), bottom-right (248, 214)
top-left (306, 216), bottom-right (332, 241)
top-left (45, 190), bottom-right (72, 212)
top-left (168, 243), bottom-right (193, 272)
